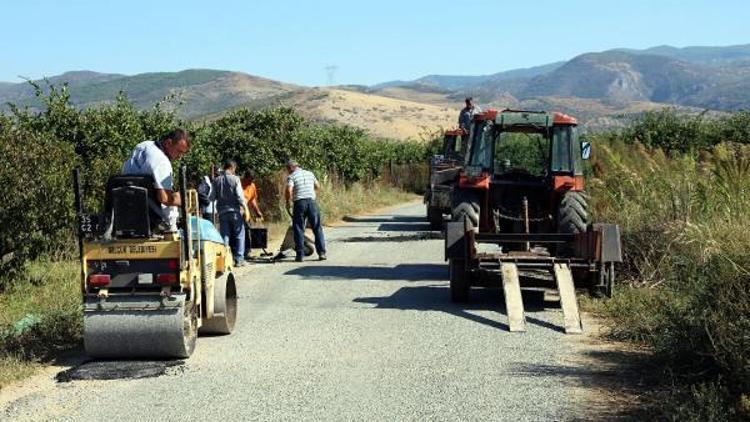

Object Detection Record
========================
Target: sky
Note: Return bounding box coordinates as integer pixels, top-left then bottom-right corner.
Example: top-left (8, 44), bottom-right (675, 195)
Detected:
top-left (1, 0), bottom-right (748, 86)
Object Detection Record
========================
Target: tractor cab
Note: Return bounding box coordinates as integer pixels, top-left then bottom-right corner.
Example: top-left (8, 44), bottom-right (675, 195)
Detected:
top-left (464, 109), bottom-right (585, 189)
top-left (457, 109), bottom-right (590, 235)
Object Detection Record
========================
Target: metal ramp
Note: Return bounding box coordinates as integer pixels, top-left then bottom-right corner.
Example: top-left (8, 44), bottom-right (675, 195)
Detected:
top-left (501, 263), bottom-right (526, 332)
top-left (499, 262), bottom-right (583, 334)
top-left (553, 263), bottom-right (583, 334)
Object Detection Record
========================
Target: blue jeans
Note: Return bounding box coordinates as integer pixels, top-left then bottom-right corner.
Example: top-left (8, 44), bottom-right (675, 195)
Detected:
top-left (219, 211), bottom-right (245, 265)
top-left (293, 198), bottom-right (326, 257)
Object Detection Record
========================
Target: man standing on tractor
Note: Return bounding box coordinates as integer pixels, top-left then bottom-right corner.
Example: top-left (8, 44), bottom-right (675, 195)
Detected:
top-left (458, 97), bottom-right (481, 131)
top-left (285, 159), bottom-right (326, 262)
top-left (211, 159), bottom-right (250, 267)
top-left (121, 128), bottom-right (191, 231)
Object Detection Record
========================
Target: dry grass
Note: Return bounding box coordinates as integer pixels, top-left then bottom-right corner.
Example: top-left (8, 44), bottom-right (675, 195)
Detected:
top-left (0, 355), bottom-right (38, 390)
top-left (287, 88), bottom-right (458, 140)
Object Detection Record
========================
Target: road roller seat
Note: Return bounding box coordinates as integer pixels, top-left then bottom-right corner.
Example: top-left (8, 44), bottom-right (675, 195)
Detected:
top-left (103, 175), bottom-right (166, 238)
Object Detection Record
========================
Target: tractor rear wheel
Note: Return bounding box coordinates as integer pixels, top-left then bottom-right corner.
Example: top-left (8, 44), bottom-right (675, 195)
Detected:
top-left (452, 191), bottom-right (480, 229)
top-left (449, 258), bottom-right (470, 303)
top-left (557, 191), bottom-right (589, 234)
top-left (557, 191), bottom-right (588, 256)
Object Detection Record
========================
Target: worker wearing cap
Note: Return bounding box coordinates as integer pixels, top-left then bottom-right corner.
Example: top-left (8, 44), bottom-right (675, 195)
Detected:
top-left (285, 159), bottom-right (326, 262)
top-left (122, 128), bottom-right (190, 231)
top-left (211, 159), bottom-right (250, 267)
top-left (458, 97), bottom-right (481, 131)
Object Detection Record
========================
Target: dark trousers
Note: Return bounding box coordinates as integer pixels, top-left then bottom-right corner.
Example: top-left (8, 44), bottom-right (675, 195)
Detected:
top-left (292, 198), bottom-right (326, 257)
top-left (219, 211), bottom-right (245, 265)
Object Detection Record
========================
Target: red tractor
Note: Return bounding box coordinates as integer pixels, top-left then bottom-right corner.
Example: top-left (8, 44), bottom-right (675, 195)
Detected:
top-left (424, 129), bottom-right (467, 230)
top-left (445, 109), bottom-right (620, 333)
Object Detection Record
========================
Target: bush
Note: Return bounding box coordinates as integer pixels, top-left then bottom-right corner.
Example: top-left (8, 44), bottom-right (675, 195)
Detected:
top-left (589, 132), bottom-right (750, 419)
top-left (0, 83), bottom-right (429, 288)
top-left (611, 108), bottom-right (750, 154)
top-left (0, 119), bottom-right (77, 286)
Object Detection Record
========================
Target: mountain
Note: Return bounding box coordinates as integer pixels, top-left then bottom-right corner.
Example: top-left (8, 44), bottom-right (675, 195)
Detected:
top-left (0, 71), bottom-right (123, 104)
top-left (0, 69), bottom-right (457, 140)
top-left (616, 44), bottom-right (750, 65)
top-left (0, 69), bottom-right (300, 119)
top-left (1, 44), bottom-right (747, 139)
top-left (521, 51), bottom-right (710, 102)
top-left (374, 61), bottom-right (565, 92)
top-left (373, 44), bottom-right (750, 111)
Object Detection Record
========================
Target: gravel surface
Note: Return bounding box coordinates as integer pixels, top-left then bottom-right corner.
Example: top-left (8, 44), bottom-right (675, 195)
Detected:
top-left (2, 202), bottom-right (599, 421)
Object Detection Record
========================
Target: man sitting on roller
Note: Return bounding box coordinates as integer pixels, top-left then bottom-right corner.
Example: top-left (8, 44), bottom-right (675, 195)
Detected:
top-left (122, 128), bottom-right (191, 231)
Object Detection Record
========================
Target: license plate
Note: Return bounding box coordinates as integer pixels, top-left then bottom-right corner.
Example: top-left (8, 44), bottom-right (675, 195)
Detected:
top-left (137, 274), bottom-right (153, 285)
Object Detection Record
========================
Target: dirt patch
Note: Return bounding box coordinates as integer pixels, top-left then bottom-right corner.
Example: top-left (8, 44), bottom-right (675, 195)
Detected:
top-left (563, 316), bottom-right (660, 420)
top-left (56, 360), bottom-right (185, 382)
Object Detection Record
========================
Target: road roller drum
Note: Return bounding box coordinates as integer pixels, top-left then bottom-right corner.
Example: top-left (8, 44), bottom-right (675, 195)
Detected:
top-left (83, 294), bottom-right (197, 358)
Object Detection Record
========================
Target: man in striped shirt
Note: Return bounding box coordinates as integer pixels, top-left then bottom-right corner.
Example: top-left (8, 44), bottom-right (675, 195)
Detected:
top-left (285, 159), bottom-right (326, 262)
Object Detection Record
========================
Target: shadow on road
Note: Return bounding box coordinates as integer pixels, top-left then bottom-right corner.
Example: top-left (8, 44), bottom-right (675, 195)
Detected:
top-left (285, 264), bottom-right (448, 281)
top-left (354, 285), bottom-right (565, 333)
top-left (342, 215), bottom-right (426, 223)
top-left (376, 222), bottom-right (432, 232)
top-left (505, 349), bottom-right (660, 420)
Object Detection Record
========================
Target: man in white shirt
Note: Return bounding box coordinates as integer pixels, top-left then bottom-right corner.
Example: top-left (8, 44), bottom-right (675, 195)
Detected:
top-left (285, 159), bottom-right (326, 262)
top-left (121, 128), bottom-right (190, 231)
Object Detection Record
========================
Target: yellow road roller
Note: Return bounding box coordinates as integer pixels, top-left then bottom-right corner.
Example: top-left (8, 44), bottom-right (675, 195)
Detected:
top-left (73, 167), bottom-right (237, 358)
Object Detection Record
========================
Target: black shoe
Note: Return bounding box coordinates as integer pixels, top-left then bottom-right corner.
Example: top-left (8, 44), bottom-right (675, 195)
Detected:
top-left (295, 255), bottom-right (303, 262)
top-left (318, 254), bottom-right (327, 261)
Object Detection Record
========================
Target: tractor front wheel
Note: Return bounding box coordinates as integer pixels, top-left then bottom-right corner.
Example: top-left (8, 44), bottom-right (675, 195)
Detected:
top-left (427, 206), bottom-right (443, 230)
top-left (452, 191), bottom-right (480, 229)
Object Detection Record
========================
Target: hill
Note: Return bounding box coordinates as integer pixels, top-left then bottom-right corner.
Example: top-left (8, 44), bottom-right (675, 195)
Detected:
top-left (0, 69), bottom-right (300, 119)
top-left (1, 44), bottom-right (747, 139)
top-left (0, 70), bottom-right (459, 140)
top-left (375, 44), bottom-right (750, 111)
top-left (202, 87), bottom-right (459, 140)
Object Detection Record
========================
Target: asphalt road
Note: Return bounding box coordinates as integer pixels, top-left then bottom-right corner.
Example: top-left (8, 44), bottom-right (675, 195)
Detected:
top-left (2, 202), bottom-right (600, 421)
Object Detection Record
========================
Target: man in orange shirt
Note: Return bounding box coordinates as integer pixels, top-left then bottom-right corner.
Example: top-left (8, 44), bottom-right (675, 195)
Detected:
top-left (241, 170), bottom-right (263, 221)
top-left (241, 170), bottom-right (264, 259)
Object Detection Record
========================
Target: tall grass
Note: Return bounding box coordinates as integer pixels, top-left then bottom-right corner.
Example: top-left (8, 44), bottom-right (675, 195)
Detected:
top-left (589, 139), bottom-right (750, 419)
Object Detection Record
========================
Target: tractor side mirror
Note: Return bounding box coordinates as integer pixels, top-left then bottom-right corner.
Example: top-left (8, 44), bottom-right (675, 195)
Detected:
top-left (581, 141), bottom-right (592, 160)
